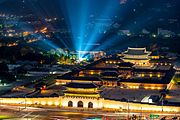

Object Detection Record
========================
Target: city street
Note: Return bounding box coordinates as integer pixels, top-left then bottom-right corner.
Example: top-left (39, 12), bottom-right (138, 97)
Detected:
top-left (0, 104), bottom-right (179, 120)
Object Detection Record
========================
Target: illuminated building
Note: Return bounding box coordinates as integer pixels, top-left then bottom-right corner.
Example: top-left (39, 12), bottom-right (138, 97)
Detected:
top-left (55, 52), bottom-right (175, 90)
top-left (64, 82), bottom-right (100, 98)
top-left (122, 47), bottom-right (151, 66)
top-left (60, 82), bottom-right (104, 108)
top-left (150, 51), bottom-right (160, 59)
top-left (100, 71), bottom-right (119, 86)
top-left (0, 80), bottom-right (179, 112)
top-left (23, 31), bottom-right (31, 36)
top-left (0, 93), bottom-right (180, 113)
top-left (158, 28), bottom-right (175, 38)
top-left (0, 55), bottom-right (178, 112)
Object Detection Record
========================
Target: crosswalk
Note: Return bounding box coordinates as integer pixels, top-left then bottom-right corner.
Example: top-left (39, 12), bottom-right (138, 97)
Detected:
top-left (49, 115), bottom-right (70, 120)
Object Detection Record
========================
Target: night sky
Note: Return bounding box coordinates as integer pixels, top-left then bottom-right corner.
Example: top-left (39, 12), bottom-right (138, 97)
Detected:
top-left (1, 0), bottom-right (179, 18)
top-left (0, 0), bottom-right (180, 52)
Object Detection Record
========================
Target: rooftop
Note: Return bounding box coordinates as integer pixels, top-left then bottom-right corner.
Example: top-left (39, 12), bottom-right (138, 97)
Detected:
top-left (150, 50), bottom-right (159, 56)
top-left (123, 47), bottom-right (151, 55)
top-left (65, 82), bottom-right (98, 89)
top-left (101, 77), bottom-right (119, 81)
top-left (118, 62), bottom-right (134, 68)
top-left (149, 58), bottom-right (174, 63)
top-left (101, 71), bottom-right (119, 77)
top-left (119, 69), bottom-right (175, 84)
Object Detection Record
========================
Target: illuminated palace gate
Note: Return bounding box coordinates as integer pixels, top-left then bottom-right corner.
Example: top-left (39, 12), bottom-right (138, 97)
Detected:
top-left (61, 82), bottom-right (103, 108)
top-left (61, 96), bottom-right (103, 108)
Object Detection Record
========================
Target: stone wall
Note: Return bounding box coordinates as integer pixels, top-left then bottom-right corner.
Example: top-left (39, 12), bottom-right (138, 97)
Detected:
top-left (0, 97), bottom-right (179, 113)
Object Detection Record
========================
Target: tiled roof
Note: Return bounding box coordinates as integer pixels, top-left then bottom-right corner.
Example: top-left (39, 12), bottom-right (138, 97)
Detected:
top-left (119, 69), bottom-right (175, 84)
top-left (101, 77), bottom-right (119, 81)
top-left (101, 71), bottom-right (119, 77)
top-left (123, 47), bottom-right (150, 55)
top-left (66, 82), bottom-right (98, 88)
top-left (118, 62), bottom-right (134, 67)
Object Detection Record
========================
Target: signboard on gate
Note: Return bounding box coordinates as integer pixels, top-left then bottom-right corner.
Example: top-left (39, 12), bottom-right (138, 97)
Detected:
top-left (149, 114), bottom-right (159, 119)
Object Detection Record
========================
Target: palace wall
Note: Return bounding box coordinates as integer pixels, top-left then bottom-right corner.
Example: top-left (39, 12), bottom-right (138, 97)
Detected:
top-left (0, 97), bottom-right (179, 113)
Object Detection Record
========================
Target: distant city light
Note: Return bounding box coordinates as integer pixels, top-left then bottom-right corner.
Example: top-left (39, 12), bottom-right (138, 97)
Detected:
top-left (78, 57), bottom-right (86, 62)
top-left (120, 0), bottom-right (127, 4)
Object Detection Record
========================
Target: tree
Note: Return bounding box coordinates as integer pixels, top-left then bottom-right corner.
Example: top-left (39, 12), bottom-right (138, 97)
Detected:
top-left (0, 62), bottom-right (9, 73)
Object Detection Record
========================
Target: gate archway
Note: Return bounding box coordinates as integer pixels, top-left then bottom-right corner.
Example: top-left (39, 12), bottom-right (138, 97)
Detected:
top-left (68, 101), bottom-right (73, 107)
top-left (77, 101), bottom-right (83, 108)
top-left (88, 102), bottom-right (93, 108)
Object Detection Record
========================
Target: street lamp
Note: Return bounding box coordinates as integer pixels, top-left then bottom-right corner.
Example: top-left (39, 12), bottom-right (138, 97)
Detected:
top-left (127, 99), bottom-right (130, 120)
top-left (0, 99), bottom-right (2, 112)
top-left (25, 96), bottom-right (27, 109)
top-left (141, 106), bottom-right (143, 119)
top-left (0, 99), bottom-right (2, 105)
top-left (161, 99), bottom-right (163, 112)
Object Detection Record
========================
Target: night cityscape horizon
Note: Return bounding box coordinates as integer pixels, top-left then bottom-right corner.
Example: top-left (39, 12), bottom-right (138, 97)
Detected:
top-left (0, 0), bottom-right (180, 120)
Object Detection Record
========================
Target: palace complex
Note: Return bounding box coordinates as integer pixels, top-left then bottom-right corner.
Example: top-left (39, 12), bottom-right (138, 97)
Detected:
top-left (0, 47), bottom-right (179, 113)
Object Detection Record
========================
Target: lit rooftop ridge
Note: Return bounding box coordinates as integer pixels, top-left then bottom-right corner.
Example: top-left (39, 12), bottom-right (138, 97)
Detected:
top-left (123, 47), bottom-right (151, 55)
top-left (128, 47), bottom-right (146, 50)
top-left (64, 82), bottom-right (101, 98)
